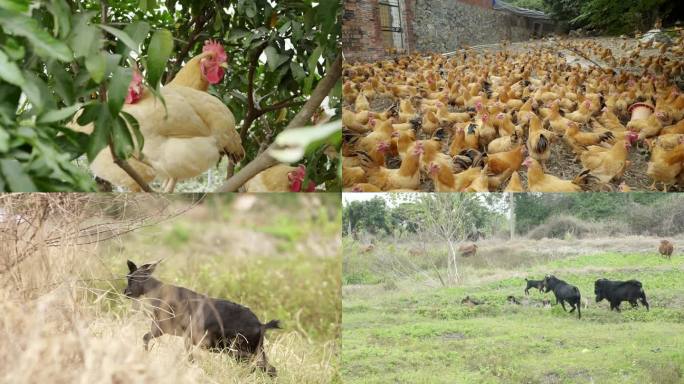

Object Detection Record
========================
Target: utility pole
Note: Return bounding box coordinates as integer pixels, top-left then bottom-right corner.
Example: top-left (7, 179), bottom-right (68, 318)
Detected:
top-left (509, 193), bottom-right (516, 240)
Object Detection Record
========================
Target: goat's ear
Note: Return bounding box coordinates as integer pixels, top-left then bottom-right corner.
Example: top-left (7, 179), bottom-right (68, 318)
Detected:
top-left (127, 260), bottom-right (137, 273)
top-left (142, 260), bottom-right (161, 274)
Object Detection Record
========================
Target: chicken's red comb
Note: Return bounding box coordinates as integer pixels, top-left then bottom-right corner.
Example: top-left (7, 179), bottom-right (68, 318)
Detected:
top-left (203, 40), bottom-right (228, 62)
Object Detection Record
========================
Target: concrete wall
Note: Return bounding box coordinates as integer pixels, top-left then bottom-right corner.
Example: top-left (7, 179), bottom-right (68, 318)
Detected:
top-left (410, 0), bottom-right (536, 53)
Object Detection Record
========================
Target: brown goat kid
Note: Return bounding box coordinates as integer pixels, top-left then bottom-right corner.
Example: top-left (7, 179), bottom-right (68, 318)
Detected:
top-left (123, 260), bottom-right (280, 376)
top-left (659, 240), bottom-right (674, 259)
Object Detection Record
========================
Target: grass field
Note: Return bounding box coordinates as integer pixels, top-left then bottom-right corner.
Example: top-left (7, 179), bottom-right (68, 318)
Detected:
top-left (342, 239), bottom-right (684, 384)
top-left (0, 194), bottom-right (341, 384)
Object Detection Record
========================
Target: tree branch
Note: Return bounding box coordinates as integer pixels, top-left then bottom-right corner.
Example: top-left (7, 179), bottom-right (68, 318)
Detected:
top-left (260, 94), bottom-right (304, 113)
top-left (165, 9), bottom-right (212, 82)
top-left (99, 0), bottom-right (152, 193)
top-left (215, 53), bottom-right (342, 192)
top-left (238, 43), bottom-right (269, 142)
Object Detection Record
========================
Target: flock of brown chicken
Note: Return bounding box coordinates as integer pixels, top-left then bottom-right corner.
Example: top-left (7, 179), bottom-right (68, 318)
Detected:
top-left (342, 33), bottom-right (684, 192)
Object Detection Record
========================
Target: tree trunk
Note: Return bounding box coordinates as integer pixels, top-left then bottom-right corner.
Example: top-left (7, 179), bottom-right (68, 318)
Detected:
top-left (446, 239), bottom-right (459, 285)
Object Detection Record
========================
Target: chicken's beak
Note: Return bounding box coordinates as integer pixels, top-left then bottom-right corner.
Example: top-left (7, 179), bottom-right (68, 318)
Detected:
top-left (220, 62), bottom-right (229, 69)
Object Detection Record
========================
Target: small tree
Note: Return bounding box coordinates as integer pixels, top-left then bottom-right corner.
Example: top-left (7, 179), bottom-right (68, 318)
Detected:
top-left (415, 194), bottom-right (474, 285)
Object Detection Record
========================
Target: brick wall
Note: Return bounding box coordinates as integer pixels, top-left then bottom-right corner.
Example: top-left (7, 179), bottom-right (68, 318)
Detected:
top-left (342, 0), bottom-right (385, 63)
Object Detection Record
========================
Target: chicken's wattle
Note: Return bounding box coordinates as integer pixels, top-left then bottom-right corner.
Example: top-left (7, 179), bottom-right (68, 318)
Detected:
top-left (288, 166), bottom-right (316, 192)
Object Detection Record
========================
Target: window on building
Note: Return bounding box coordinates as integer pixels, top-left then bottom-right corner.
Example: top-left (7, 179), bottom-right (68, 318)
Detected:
top-left (378, 0), bottom-right (404, 51)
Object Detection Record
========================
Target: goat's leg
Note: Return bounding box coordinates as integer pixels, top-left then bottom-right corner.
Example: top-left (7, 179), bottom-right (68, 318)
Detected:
top-left (184, 337), bottom-right (197, 363)
top-left (559, 300), bottom-right (568, 312)
top-left (255, 347), bottom-right (277, 377)
top-left (143, 326), bottom-right (163, 351)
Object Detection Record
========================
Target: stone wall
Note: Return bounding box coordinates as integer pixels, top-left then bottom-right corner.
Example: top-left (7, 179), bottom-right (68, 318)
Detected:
top-left (410, 0), bottom-right (536, 53)
top-left (342, 0), bottom-right (553, 62)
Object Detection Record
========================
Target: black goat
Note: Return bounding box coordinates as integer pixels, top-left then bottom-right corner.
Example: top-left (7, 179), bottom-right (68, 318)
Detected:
top-left (542, 275), bottom-right (582, 319)
top-left (594, 279), bottom-right (649, 312)
top-left (123, 260), bottom-right (280, 376)
top-left (524, 278), bottom-right (544, 295)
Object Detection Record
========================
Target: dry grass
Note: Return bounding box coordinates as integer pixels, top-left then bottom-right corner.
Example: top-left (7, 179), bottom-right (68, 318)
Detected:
top-left (0, 194), bottom-right (341, 384)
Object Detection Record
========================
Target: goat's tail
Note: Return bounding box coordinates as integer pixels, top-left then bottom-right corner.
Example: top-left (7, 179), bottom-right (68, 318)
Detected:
top-left (262, 320), bottom-right (281, 331)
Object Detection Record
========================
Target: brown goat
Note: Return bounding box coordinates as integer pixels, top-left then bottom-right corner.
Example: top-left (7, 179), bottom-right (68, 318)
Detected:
top-left (659, 240), bottom-right (674, 259)
top-left (458, 243), bottom-right (477, 257)
top-left (123, 260), bottom-right (280, 376)
top-left (360, 243), bottom-right (374, 253)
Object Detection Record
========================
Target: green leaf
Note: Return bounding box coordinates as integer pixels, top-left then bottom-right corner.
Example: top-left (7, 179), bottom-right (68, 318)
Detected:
top-left (99, 25), bottom-right (140, 54)
top-left (38, 103), bottom-right (83, 124)
top-left (0, 0), bottom-right (29, 13)
top-left (0, 50), bottom-right (25, 86)
top-left (85, 54), bottom-right (106, 83)
top-left (22, 72), bottom-right (53, 113)
top-left (53, 127), bottom-right (89, 160)
top-left (269, 120), bottom-right (341, 163)
top-left (0, 159), bottom-right (37, 191)
top-left (3, 37), bottom-right (25, 60)
top-left (121, 111), bottom-right (144, 154)
top-left (146, 29), bottom-right (173, 88)
top-left (303, 72), bottom-right (315, 94)
top-left (87, 104), bottom-right (111, 162)
top-left (68, 12), bottom-right (101, 58)
top-left (111, 116), bottom-right (134, 159)
top-left (307, 45), bottom-right (322, 72)
top-left (119, 21), bottom-right (150, 58)
top-left (245, 1), bottom-right (256, 18)
top-left (77, 102), bottom-right (101, 126)
top-left (225, 28), bottom-right (250, 42)
top-left (0, 8), bottom-right (72, 62)
top-left (46, 0), bottom-right (71, 39)
top-left (290, 61), bottom-right (306, 81)
top-left (264, 46), bottom-right (289, 71)
top-left (108, 66), bottom-right (132, 116)
top-left (0, 129), bottom-right (9, 152)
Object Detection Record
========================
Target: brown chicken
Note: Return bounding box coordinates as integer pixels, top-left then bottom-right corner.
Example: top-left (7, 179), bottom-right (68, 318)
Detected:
top-left (580, 134), bottom-right (636, 183)
top-left (361, 142), bottom-right (424, 190)
top-left (485, 145), bottom-right (525, 189)
top-left (525, 157), bottom-right (585, 192)
top-left (527, 115), bottom-right (555, 171)
top-left (503, 171), bottom-right (524, 192)
top-left (564, 121), bottom-right (615, 157)
top-left (646, 136), bottom-right (684, 191)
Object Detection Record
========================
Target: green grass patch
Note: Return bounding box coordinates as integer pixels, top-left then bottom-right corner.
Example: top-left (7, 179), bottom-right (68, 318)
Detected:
top-left (343, 251), bottom-right (684, 383)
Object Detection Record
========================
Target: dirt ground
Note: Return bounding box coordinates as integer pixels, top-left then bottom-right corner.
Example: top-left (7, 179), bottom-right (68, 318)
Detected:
top-left (346, 36), bottom-right (684, 192)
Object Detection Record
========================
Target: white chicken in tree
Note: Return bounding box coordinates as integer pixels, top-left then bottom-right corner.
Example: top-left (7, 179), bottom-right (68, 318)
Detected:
top-left (70, 40), bottom-right (244, 192)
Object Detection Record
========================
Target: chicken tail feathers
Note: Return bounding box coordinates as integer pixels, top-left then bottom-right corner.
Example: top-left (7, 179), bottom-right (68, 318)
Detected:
top-left (536, 134), bottom-right (549, 153)
top-left (599, 131), bottom-right (615, 142)
top-left (433, 127), bottom-right (449, 141)
top-left (573, 169), bottom-right (610, 191)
